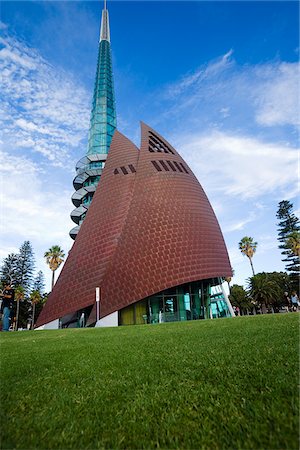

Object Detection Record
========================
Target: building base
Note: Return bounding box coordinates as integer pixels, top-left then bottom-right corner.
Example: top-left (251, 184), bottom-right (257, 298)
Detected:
top-left (35, 319), bottom-right (60, 330)
top-left (95, 311), bottom-right (118, 327)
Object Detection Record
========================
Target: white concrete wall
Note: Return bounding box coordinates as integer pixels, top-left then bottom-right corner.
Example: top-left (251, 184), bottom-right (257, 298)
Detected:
top-left (95, 311), bottom-right (118, 327)
top-left (35, 319), bottom-right (60, 330)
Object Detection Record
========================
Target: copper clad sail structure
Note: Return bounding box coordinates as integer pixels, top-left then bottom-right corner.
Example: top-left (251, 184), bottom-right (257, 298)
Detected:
top-left (36, 124), bottom-right (232, 328)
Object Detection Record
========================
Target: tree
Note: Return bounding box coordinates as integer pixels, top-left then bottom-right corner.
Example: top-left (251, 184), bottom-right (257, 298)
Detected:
top-left (267, 271), bottom-right (291, 310)
top-left (0, 241), bottom-right (35, 294)
top-left (33, 292), bottom-right (49, 324)
top-left (0, 253), bottom-right (19, 285)
top-left (41, 293), bottom-right (48, 305)
top-left (286, 230), bottom-right (300, 257)
top-left (14, 286), bottom-right (25, 331)
top-left (229, 284), bottom-right (252, 314)
top-left (15, 241), bottom-right (35, 294)
top-left (276, 201), bottom-right (300, 289)
top-left (29, 290), bottom-right (41, 329)
top-left (247, 272), bottom-right (282, 311)
top-left (239, 236), bottom-right (258, 276)
top-left (18, 298), bottom-right (31, 329)
top-left (44, 246), bottom-right (65, 290)
top-left (33, 271), bottom-right (45, 294)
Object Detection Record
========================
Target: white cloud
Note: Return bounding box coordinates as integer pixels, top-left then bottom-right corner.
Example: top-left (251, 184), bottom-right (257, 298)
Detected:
top-left (255, 63), bottom-right (300, 127)
top-left (223, 211), bottom-right (257, 233)
top-left (0, 150), bottom-right (73, 290)
top-left (165, 49), bottom-right (234, 100)
top-left (0, 45), bottom-right (37, 70)
top-left (0, 34), bottom-right (90, 168)
top-left (175, 130), bottom-right (298, 200)
top-left (155, 52), bottom-right (299, 134)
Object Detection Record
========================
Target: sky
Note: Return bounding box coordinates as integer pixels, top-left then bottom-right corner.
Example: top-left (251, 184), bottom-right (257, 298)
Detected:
top-left (0, 0), bottom-right (299, 293)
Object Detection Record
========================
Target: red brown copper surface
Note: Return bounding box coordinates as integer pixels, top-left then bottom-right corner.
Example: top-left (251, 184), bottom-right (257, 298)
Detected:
top-left (36, 123), bottom-right (232, 327)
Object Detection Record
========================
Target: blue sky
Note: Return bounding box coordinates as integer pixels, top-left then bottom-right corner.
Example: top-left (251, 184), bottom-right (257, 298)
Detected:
top-left (1, 1), bottom-right (299, 292)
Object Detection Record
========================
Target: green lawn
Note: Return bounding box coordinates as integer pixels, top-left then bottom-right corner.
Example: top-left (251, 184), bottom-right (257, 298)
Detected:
top-left (0, 314), bottom-right (299, 449)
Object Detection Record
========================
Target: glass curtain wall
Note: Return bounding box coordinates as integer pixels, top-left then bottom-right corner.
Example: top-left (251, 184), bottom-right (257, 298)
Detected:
top-left (119, 278), bottom-right (232, 325)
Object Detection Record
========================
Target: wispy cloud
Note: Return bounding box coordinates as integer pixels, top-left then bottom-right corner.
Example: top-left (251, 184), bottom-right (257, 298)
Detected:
top-left (176, 131), bottom-right (298, 200)
top-left (0, 33), bottom-right (90, 168)
top-left (164, 49), bottom-right (234, 100)
top-left (0, 150), bottom-right (72, 241)
top-left (0, 149), bottom-right (72, 289)
top-left (254, 62), bottom-right (300, 127)
top-left (223, 211), bottom-right (257, 233)
top-left (149, 51), bottom-right (299, 138)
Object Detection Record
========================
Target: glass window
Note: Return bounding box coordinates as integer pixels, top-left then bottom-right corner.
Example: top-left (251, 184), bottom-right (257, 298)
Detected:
top-left (135, 300), bottom-right (147, 325)
top-left (164, 296), bottom-right (178, 322)
top-left (89, 161), bottom-right (103, 169)
top-left (120, 305), bottom-right (134, 325)
top-left (119, 280), bottom-right (233, 326)
top-left (149, 296), bottom-right (162, 324)
top-left (178, 293), bottom-right (189, 321)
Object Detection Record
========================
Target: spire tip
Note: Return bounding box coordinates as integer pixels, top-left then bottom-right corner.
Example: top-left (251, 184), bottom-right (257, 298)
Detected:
top-left (100, 0), bottom-right (110, 42)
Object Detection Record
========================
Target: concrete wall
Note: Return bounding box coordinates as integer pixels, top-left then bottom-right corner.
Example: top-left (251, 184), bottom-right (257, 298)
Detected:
top-left (35, 318), bottom-right (60, 330)
top-left (95, 311), bottom-right (118, 327)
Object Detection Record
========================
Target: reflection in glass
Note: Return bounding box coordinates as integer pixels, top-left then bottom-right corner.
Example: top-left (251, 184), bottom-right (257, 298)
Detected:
top-left (164, 296), bottom-right (178, 322)
top-left (119, 278), bottom-right (232, 325)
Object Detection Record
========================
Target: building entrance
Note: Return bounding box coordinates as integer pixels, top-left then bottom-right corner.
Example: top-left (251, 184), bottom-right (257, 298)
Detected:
top-left (119, 278), bottom-right (233, 326)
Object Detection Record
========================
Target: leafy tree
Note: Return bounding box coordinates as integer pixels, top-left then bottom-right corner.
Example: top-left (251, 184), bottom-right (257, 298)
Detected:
top-left (247, 272), bottom-right (282, 311)
top-left (1, 241), bottom-right (35, 295)
top-left (267, 271), bottom-right (291, 291)
top-left (18, 298), bottom-right (31, 329)
top-left (33, 292), bottom-right (48, 325)
top-left (44, 246), bottom-right (65, 290)
top-left (229, 284), bottom-right (252, 314)
top-left (30, 290), bottom-right (41, 329)
top-left (276, 201), bottom-right (300, 289)
top-left (33, 271), bottom-right (45, 295)
top-left (0, 253), bottom-right (19, 285)
top-left (267, 271), bottom-right (291, 310)
top-left (286, 230), bottom-right (300, 257)
top-left (14, 286), bottom-right (25, 331)
top-left (239, 236), bottom-right (258, 276)
top-left (15, 241), bottom-right (35, 294)
top-left (40, 292), bottom-right (48, 306)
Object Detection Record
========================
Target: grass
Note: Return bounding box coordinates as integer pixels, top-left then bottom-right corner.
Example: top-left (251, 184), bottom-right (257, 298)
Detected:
top-left (0, 314), bottom-right (299, 450)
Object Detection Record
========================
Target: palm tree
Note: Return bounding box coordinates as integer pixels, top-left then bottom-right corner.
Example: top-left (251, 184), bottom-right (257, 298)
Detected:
top-left (44, 246), bottom-right (65, 290)
top-left (239, 236), bottom-right (258, 276)
top-left (286, 231), bottom-right (300, 257)
top-left (14, 286), bottom-right (25, 331)
top-left (247, 273), bottom-right (281, 312)
top-left (229, 284), bottom-right (252, 315)
top-left (30, 290), bottom-right (41, 329)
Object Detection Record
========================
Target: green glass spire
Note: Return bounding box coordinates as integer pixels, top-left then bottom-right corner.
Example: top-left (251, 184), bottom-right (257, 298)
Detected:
top-left (87, 1), bottom-right (116, 155)
top-left (70, 0), bottom-right (117, 240)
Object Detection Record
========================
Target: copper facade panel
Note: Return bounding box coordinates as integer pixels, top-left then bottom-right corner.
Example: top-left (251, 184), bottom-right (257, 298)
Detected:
top-left (36, 124), bottom-right (232, 328)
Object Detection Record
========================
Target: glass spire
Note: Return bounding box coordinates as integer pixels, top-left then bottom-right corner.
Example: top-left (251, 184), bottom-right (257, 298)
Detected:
top-left (87, 2), bottom-right (116, 155)
top-left (70, 0), bottom-right (117, 240)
